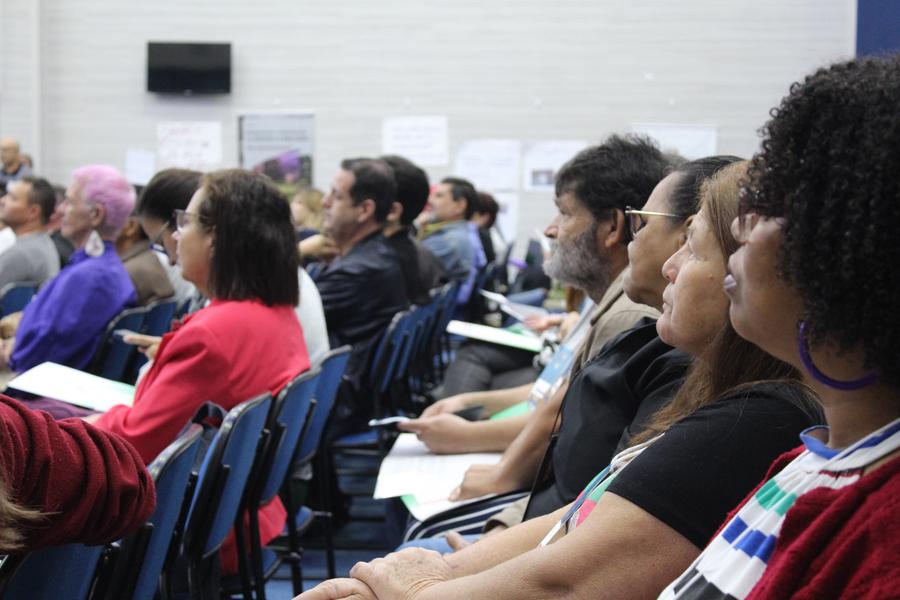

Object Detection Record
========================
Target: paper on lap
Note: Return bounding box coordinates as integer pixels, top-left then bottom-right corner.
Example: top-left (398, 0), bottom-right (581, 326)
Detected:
top-left (374, 433), bottom-right (502, 505)
top-left (402, 492), bottom-right (499, 522)
top-left (8, 362), bottom-right (135, 412)
top-left (446, 320), bottom-right (543, 352)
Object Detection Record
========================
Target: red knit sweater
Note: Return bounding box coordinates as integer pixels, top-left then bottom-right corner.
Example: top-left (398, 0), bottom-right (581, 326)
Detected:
top-left (0, 395), bottom-right (156, 552)
top-left (714, 446), bottom-right (900, 599)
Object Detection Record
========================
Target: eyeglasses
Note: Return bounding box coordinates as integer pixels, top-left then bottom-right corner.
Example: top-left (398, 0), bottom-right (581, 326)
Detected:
top-left (173, 209), bottom-right (197, 234)
top-left (624, 206), bottom-right (683, 238)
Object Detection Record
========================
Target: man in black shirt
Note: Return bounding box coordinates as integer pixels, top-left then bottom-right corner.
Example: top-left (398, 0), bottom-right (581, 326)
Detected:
top-left (380, 155), bottom-right (445, 306)
top-left (314, 157), bottom-right (410, 435)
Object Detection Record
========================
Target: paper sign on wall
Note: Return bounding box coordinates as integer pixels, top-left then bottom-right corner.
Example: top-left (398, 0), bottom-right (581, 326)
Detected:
top-left (453, 139), bottom-right (521, 191)
top-left (382, 116), bottom-right (449, 167)
top-left (239, 112), bottom-right (315, 186)
top-left (157, 121), bottom-right (223, 171)
top-left (630, 123), bottom-right (717, 160)
top-left (522, 140), bottom-right (588, 191)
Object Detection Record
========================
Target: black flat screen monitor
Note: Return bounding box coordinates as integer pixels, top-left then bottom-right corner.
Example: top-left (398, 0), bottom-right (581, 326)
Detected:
top-left (147, 42), bottom-right (231, 94)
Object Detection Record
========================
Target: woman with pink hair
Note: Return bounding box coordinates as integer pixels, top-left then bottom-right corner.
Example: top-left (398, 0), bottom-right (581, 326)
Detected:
top-left (2, 164), bottom-right (137, 371)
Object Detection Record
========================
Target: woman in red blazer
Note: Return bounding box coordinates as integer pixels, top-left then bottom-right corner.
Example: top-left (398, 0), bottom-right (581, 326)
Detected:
top-left (94, 169), bottom-right (310, 574)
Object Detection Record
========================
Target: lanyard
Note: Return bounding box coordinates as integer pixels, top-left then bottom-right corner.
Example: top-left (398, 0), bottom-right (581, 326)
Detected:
top-left (538, 435), bottom-right (662, 547)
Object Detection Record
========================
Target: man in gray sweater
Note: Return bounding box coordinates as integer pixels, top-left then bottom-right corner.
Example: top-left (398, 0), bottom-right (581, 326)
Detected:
top-left (0, 176), bottom-right (60, 290)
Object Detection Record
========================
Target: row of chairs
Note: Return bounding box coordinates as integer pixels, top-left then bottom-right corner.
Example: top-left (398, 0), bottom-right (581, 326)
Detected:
top-left (89, 299), bottom-right (180, 383)
top-left (0, 279), bottom-right (181, 385)
top-left (0, 345), bottom-right (352, 600)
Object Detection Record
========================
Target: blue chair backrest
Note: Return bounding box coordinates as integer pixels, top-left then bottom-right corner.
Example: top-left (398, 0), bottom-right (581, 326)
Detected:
top-left (143, 299), bottom-right (177, 337)
top-left (2, 543), bottom-right (105, 600)
top-left (92, 307), bottom-right (150, 381)
top-left (130, 300), bottom-right (178, 377)
top-left (296, 346), bottom-right (351, 463)
top-left (257, 368), bottom-right (320, 504)
top-left (368, 310), bottom-right (408, 385)
top-left (0, 282), bottom-right (38, 317)
top-left (185, 394), bottom-right (272, 557)
top-left (130, 425), bottom-right (204, 600)
top-left (376, 310), bottom-right (417, 395)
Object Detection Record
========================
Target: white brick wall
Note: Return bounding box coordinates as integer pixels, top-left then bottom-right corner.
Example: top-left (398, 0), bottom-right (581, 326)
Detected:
top-left (0, 0), bottom-right (855, 247)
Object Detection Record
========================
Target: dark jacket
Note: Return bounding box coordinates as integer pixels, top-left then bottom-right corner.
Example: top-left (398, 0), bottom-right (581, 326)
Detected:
top-left (313, 231), bottom-right (410, 430)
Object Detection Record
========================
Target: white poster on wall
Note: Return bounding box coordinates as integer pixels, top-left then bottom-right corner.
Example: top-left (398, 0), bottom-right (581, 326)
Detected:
top-left (157, 121), bottom-right (222, 172)
top-left (453, 139), bottom-right (521, 191)
top-left (522, 140), bottom-right (588, 191)
top-left (630, 123), bottom-right (717, 160)
top-left (493, 191), bottom-right (519, 244)
top-left (238, 112), bottom-right (315, 186)
top-left (382, 116), bottom-right (449, 166)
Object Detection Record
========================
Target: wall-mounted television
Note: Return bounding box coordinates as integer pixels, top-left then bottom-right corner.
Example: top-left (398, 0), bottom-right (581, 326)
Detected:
top-left (147, 42), bottom-right (231, 95)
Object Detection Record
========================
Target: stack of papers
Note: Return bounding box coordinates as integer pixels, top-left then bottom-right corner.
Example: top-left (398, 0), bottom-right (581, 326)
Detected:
top-left (374, 433), bottom-right (503, 521)
top-left (8, 362), bottom-right (135, 412)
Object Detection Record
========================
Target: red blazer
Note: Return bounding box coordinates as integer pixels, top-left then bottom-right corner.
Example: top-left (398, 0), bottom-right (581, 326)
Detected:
top-left (0, 395), bottom-right (155, 553)
top-left (97, 299), bottom-right (310, 573)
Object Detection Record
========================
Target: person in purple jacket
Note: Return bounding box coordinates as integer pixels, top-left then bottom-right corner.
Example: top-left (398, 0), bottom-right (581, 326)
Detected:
top-left (1, 165), bottom-right (137, 372)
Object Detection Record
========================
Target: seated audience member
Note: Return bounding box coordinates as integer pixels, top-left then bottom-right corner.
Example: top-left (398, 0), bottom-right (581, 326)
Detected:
top-left (0, 138), bottom-right (31, 192)
top-left (49, 185), bottom-right (75, 266)
top-left (0, 177), bottom-right (60, 289)
top-left (116, 212), bottom-right (175, 305)
top-left (134, 168), bottom-right (202, 309)
top-left (661, 55), bottom-right (900, 600)
top-left (407, 156), bottom-right (739, 550)
top-left (381, 154), bottom-right (445, 306)
top-left (403, 137), bottom-right (670, 452)
top-left (291, 187), bottom-right (325, 240)
top-left (471, 191), bottom-right (500, 263)
top-left (312, 158), bottom-right (409, 436)
top-left (298, 161), bottom-right (821, 600)
top-left (93, 169), bottom-right (310, 575)
top-left (0, 394), bottom-right (155, 554)
top-left (398, 157), bottom-right (738, 546)
top-left (1, 165), bottom-right (137, 372)
top-left (419, 177), bottom-right (485, 304)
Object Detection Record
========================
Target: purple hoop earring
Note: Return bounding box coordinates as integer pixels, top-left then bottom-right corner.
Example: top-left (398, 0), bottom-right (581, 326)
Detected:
top-left (797, 320), bottom-right (877, 390)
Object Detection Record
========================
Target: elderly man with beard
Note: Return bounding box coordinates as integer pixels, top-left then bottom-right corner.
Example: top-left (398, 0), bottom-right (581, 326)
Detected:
top-left (399, 135), bottom-right (669, 454)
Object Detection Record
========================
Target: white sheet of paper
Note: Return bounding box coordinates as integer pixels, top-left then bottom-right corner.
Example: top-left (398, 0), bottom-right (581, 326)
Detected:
top-left (157, 121), bottom-right (223, 171)
top-left (374, 433), bottom-right (502, 501)
top-left (522, 140), bottom-right (588, 191)
top-left (454, 139), bottom-right (521, 191)
top-left (381, 116), bottom-right (449, 166)
top-left (124, 149), bottom-right (156, 185)
top-left (403, 492), bottom-right (500, 522)
top-left (446, 320), bottom-right (542, 352)
top-left (8, 362), bottom-right (135, 412)
top-left (630, 123), bottom-right (717, 160)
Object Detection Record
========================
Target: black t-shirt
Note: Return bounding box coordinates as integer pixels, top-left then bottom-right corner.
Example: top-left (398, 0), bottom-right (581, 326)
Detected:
top-left (606, 382), bottom-right (823, 548)
top-left (525, 320), bottom-right (692, 519)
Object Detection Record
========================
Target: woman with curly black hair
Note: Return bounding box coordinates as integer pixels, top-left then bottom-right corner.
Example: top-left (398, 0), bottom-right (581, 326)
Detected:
top-left (660, 55), bottom-right (900, 599)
